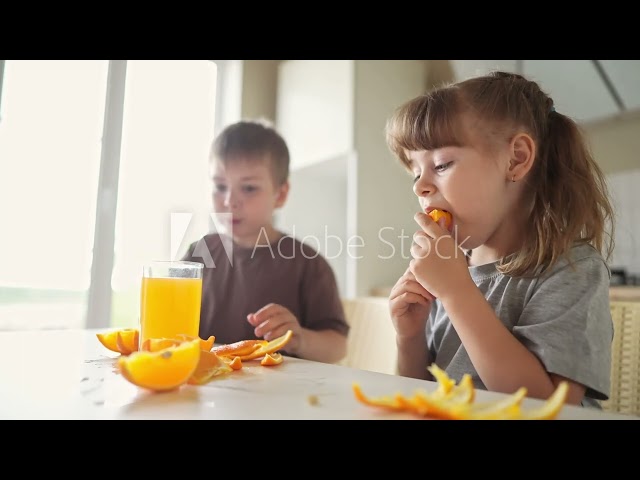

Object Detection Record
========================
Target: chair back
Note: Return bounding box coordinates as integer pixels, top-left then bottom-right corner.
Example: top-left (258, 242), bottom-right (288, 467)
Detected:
top-left (340, 297), bottom-right (397, 375)
top-left (602, 301), bottom-right (640, 417)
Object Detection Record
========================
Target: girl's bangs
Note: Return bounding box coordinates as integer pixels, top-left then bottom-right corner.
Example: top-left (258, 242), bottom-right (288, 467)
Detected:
top-left (387, 90), bottom-right (467, 167)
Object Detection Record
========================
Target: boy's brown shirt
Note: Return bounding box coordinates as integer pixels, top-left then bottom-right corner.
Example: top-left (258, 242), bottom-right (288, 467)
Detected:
top-left (182, 233), bottom-right (349, 354)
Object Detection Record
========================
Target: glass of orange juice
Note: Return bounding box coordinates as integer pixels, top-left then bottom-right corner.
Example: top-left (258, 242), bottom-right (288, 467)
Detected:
top-left (139, 261), bottom-right (204, 347)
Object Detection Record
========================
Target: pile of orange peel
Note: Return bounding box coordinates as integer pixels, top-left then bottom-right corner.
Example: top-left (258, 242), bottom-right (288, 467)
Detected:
top-left (98, 329), bottom-right (569, 418)
top-left (353, 365), bottom-right (569, 420)
top-left (96, 328), bottom-right (293, 392)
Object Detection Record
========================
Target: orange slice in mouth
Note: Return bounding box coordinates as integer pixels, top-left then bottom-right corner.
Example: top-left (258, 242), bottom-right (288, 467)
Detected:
top-left (428, 209), bottom-right (453, 231)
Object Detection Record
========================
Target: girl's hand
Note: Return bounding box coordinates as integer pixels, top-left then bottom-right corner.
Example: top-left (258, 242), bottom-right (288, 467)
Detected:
top-left (389, 267), bottom-right (434, 340)
top-left (410, 212), bottom-right (471, 302)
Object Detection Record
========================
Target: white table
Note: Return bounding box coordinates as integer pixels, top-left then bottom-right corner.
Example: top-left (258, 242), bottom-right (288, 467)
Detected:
top-left (0, 329), bottom-right (634, 420)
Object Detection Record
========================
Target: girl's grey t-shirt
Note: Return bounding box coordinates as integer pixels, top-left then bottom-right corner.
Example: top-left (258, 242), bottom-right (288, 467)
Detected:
top-left (428, 243), bottom-right (613, 408)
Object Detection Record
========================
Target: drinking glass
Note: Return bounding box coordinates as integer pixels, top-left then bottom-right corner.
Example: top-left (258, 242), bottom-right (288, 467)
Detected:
top-left (139, 261), bottom-right (203, 347)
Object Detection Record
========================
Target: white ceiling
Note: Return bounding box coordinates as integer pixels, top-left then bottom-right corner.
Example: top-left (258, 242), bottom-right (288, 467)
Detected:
top-left (449, 60), bottom-right (640, 124)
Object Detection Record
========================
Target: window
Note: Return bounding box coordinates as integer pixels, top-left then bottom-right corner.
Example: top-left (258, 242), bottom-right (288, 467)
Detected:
top-left (110, 60), bottom-right (217, 328)
top-left (0, 60), bottom-right (222, 331)
top-left (0, 60), bottom-right (108, 330)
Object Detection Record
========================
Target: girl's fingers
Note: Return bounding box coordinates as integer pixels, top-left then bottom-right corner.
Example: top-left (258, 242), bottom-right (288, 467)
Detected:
top-left (390, 292), bottom-right (431, 310)
top-left (414, 212), bottom-right (447, 238)
top-left (390, 277), bottom-right (433, 302)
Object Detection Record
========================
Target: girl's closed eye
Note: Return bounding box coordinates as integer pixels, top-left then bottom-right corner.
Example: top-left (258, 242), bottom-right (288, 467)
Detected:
top-left (434, 161), bottom-right (453, 173)
top-left (413, 174), bottom-right (421, 184)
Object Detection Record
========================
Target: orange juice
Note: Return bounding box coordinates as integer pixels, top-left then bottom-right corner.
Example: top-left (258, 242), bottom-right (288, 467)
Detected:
top-left (139, 276), bottom-right (202, 346)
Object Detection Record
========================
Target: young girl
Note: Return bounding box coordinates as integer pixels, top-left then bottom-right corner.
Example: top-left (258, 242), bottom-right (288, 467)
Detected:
top-left (385, 71), bottom-right (615, 408)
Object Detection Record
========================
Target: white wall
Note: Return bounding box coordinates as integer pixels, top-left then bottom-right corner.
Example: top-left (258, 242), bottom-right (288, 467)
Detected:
top-left (276, 60), bottom-right (354, 170)
top-left (274, 60), bottom-right (430, 297)
top-left (607, 168), bottom-right (640, 276)
top-left (352, 60), bottom-right (429, 297)
top-left (241, 60), bottom-right (278, 122)
top-left (585, 113), bottom-right (640, 174)
top-left (275, 153), bottom-right (350, 296)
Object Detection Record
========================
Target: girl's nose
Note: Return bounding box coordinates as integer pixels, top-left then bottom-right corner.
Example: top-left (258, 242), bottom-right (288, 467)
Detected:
top-left (413, 175), bottom-right (435, 197)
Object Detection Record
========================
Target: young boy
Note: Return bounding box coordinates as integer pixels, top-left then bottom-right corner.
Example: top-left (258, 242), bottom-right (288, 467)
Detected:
top-left (182, 120), bottom-right (349, 364)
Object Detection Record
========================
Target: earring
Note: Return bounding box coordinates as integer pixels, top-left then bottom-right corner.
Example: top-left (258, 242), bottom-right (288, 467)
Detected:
top-left (511, 175), bottom-right (516, 182)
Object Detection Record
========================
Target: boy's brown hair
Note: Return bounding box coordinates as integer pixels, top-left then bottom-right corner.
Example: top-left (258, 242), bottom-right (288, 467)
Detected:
top-left (385, 71), bottom-right (615, 277)
top-left (211, 119), bottom-right (290, 186)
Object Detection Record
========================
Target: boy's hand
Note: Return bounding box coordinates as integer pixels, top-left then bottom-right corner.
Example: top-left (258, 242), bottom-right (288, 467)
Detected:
top-left (410, 212), bottom-right (471, 302)
top-left (247, 303), bottom-right (302, 352)
top-left (389, 267), bottom-right (434, 340)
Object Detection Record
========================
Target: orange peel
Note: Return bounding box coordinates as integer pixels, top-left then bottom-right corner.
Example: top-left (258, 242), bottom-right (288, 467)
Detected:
top-left (353, 384), bottom-right (404, 412)
top-left (188, 350), bottom-right (233, 385)
top-left (100, 328), bottom-right (294, 389)
top-left (354, 363), bottom-right (568, 420)
top-left (238, 330), bottom-right (294, 361)
top-left (225, 356), bottom-right (243, 370)
top-left (518, 382), bottom-right (568, 420)
top-left (211, 339), bottom-right (267, 358)
top-left (260, 352), bottom-right (284, 366)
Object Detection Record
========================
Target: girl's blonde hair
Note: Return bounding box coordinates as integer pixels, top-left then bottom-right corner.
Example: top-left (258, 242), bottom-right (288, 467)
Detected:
top-left (386, 71), bottom-right (614, 277)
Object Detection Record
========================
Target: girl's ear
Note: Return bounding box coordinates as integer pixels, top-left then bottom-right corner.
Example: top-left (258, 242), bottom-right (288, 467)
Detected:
top-left (508, 132), bottom-right (536, 182)
top-left (274, 180), bottom-right (290, 208)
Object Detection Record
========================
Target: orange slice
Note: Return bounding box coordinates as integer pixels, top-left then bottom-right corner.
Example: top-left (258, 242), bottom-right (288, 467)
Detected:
top-left (428, 209), bottom-right (453, 230)
top-left (96, 329), bottom-right (139, 354)
top-left (118, 338), bottom-right (200, 392)
top-left (141, 337), bottom-right (182, 352)
top-left (116, 331), bottom-right (139, 355)
top-left (211, 339), bottom-right (267, 358)
top-left (238, 330), bottom-right (294, 361)
top-left (174, 334), bottom-right (216, 352)
top-left (188, 350), bottom-right (233, 385)
top-left (261, 352), bottom-right (284, 366)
